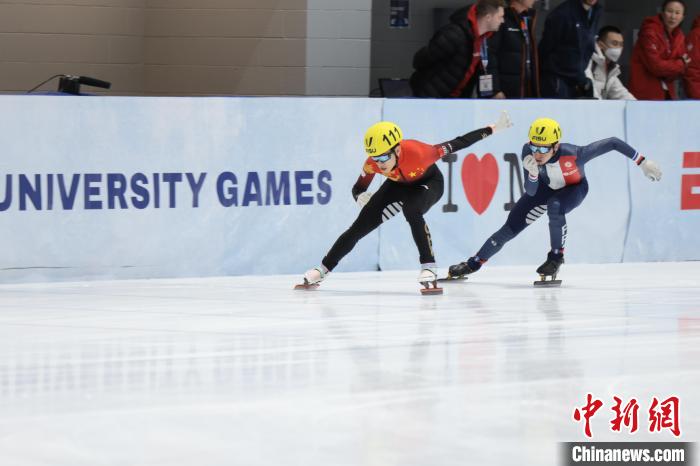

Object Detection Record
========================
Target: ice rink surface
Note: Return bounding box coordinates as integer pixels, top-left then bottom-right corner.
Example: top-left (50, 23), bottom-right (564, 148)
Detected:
top-left (1, 262), bottom-right (699, 466)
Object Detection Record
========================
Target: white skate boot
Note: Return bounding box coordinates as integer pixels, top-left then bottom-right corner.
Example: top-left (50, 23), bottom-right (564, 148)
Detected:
top-left (294, 265), bottom-right (328, 290)
top-left (418, 265), bottom-right (442, 295)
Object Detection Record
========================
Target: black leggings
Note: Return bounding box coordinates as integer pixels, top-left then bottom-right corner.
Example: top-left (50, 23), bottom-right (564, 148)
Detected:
top-left (322, 168), bottom-right (444, 271)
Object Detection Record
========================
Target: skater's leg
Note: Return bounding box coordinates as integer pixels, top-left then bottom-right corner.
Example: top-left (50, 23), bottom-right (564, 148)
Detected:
top-left (322, 181), bottom-right (402, 271)
top-left (546, 179), bottom-right (589, 253)
top-left (476, 192), bottom-right (548, 261)
top-left (449, 191), bottom-right (549, 277)
top-left (534, 180), bottom-right (589, 281)
top-left (401, 169), bottom-right (444, 266)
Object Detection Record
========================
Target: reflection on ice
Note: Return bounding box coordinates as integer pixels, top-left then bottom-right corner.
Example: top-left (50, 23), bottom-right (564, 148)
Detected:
top-left (0, 262), bottom-right (698, 465)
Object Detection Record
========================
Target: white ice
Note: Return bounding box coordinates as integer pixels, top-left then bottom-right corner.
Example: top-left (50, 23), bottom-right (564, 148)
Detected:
top-left (1, 262), bottom-right (699, 466)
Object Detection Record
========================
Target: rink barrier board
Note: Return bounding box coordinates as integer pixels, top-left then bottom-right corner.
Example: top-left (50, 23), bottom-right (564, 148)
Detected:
top-left (0, 96), bottom-right (698, 283)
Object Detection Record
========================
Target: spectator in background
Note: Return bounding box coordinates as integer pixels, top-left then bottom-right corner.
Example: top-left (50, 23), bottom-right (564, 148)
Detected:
top-left (487, 0), bottom-right (540, 98)
top-left (539, 0), bottom-right (602, 99)
top-left (683, 14), bottom-right (700, 98)
top-left (585, 26), bottom-right (636, 100)
top-left (629, 0), bottom-right (689, 100)
top-left (410, 0), bottom-right (506, 98)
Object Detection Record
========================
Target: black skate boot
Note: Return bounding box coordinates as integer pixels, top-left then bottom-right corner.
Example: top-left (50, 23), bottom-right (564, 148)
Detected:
top-left (440, 257), bottom-right (483, 282)
top-left (534, 251), bottom-right (564, 287)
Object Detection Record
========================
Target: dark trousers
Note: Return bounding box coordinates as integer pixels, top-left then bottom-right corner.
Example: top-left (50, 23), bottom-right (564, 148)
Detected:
top-left (541, 73), bottom-right (578, 99)
top-left (323, 168), bottom-right (444, 271)
top-left (475, 179), bottom-right (589, 260)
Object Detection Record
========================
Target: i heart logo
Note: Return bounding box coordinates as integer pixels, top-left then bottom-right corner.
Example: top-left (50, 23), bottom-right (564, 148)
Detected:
top-left (461, 153), bottom-right (499, 215)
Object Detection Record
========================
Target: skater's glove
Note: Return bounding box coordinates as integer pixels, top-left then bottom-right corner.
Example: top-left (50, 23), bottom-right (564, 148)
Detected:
top-left (356, 190), bottom-right (373, 208)
top-left (640, 158), bottom-right (662, 182)
top-left (522, 155), bottom-right (540, 179)
top-left (489, 110), bottom-right (513, 134)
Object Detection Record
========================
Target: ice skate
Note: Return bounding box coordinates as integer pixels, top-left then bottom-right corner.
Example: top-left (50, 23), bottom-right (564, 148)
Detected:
top-left (440, 257), bottom-right (482, 281)
top-left (294, 266), bottom-right (327, 290)
top-left (533, 252), bottom-right (564, 287)
top-left (418, 266), bottom-right (443, 295)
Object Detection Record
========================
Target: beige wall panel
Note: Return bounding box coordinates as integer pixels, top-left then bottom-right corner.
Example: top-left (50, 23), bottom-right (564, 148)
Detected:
top-left (0, 62), bottom-right (140, 93)
top-left (107, 36), bottom-right (144, 64)
top-left (0, 0), bottom-right (144, 7)
top-left (144, 65), bottom-right (240, 94)
top-left (0, 62), bottom-right (85, 92)
top-left (282, 10), bottom-right (306, 39)
top-left (146, 9), bottom-right (286, 38)
top-left (146, 0), bottom-right (306, 11)
top-left (234, 65), bottom-right (288, 95)
top-left (279, 66), bottom-right (305, 95)
top-left (90, 64), bottom-right (144, 93)
top-left (0, 34), bottom-right (111, 63)
top-left (144, 37), bottom-right (260, 66)
top-left (0, 4), bottom-right (143, 35)
top-left (144, 65), bottom-right (286, 95)
top-left (0, 0), bottom-right (372, 96)
top-left (256, 39), bottom-right (305, 67)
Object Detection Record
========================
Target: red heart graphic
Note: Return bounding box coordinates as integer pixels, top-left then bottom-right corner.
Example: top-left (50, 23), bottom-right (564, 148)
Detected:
top-left (461, 153), bottom-right (499, 215)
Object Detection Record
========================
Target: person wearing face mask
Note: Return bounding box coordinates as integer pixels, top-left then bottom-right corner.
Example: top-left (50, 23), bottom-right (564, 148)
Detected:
top-left (448, 117), bottom-right (662, 285)
top-left (297, 112), bottom-right (512, 294)
top-left (629, 0), bottom-right (689, 100)
top-left (683, 14), bottom-right (700, 99)
top-left (585, 25), bottom-right (636, 100)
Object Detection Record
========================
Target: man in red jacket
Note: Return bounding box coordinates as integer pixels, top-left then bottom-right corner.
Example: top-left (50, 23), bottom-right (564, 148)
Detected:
top-left (629, 0), bottom-right (690, 100)
top-left (684, 15), bottom-right (700, 98)
top-left (410, 0), bottom-right (505, 98)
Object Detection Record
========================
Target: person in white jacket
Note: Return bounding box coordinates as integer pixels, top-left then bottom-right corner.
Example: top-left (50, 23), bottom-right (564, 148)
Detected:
top-left (585, 25), bottom-right (637, 100)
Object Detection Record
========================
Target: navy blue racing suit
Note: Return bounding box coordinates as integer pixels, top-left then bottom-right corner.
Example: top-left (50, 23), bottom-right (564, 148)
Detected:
top-left (473, 137), bottom-right (642, 260)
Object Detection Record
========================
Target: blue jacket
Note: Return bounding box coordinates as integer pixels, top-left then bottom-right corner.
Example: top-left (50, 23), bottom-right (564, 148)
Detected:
top-left (522, 137), bottom-right (641, 196)
top-left (538, 0), bottom-right (602, 85)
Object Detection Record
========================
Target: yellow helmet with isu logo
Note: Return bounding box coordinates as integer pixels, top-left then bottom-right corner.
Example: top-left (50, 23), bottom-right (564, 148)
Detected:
top-left (364, 121), bottom-right (402, 156)
top-left (528, 117), bottom-right (562, 145)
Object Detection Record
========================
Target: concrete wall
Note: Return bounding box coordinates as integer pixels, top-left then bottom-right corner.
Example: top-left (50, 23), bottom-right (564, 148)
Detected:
top-left (0, 0), bottom-right (146, 95)
top-left (0, 0), bottom-right (371, 96)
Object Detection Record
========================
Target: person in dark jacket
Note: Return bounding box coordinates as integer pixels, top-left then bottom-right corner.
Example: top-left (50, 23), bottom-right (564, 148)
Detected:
top-left (487, 0), bottom-right (540, 98)
top-left (539, 0), bottom-right (602, 98)
top-left (410, 0), bottom-right (506, 98)
top-left (629, 0), bottom-right (689, 100)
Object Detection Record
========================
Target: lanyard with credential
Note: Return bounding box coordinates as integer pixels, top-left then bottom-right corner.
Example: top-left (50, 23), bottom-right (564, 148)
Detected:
top-left (480, 39), bottom-right (489, 71)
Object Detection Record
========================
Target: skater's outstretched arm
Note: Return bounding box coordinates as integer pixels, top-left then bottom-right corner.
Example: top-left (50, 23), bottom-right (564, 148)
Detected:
top-left (579, 137), bottom-right (663, 181)
top-left (434, 111), bottom-right (512, 156)
top-left (578, 137), bottom-right (640, 164)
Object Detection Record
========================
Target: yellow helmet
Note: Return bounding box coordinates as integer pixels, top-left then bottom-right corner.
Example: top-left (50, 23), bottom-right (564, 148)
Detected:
top-left (364, 121), bottom-right (403, 156)
top-left (528, 117), bottom-right (562, 145)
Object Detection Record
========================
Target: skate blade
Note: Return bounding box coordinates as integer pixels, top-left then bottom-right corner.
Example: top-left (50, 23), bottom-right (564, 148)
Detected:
top-left (420, 281), bottom-right (443, 295)
top-left (294, 283), bottom-right (319, 290)
top-left (437, 275), bottom-right (468, 282)
top-left (533, 279), bottom-right (562, 287)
